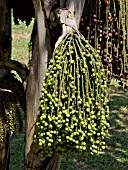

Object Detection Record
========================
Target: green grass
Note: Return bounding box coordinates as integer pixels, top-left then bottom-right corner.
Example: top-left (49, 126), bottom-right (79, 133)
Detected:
top-left (12, 18), bottom-right (34, 64)
top-left (9, 131), bottom-right (25, 170)
top-left (10, 18), bottom-right (128, 170)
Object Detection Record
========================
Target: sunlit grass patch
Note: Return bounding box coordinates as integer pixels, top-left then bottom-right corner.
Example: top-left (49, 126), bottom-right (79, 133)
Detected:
top-left (11, 17), bottom-right (34, 64)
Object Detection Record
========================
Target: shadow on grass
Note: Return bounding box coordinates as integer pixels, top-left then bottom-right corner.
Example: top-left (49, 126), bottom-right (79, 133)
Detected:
top-left (9, 111), bottom-right (26, 170)
top-left (61, 91), bottom-right (128, 170)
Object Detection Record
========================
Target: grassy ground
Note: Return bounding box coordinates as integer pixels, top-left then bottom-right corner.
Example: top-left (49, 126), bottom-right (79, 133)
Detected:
top-left (12, 19), bottom-right (33, 64)
top-left (9, 18), bottom-right (128, 170)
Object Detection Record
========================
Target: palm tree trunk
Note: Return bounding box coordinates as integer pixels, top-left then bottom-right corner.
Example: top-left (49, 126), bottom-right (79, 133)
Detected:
top-left (0, 132), bottom-right (10, 170)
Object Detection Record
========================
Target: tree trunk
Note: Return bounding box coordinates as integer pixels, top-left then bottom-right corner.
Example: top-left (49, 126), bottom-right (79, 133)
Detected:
top-left (25, 0), bottom-right (85, 169)
top-left (0, 0), bottom-right (11, 169)
top-left (0, 132), bottom-right (10, 170)
top-left (25, 0), bottom-right (52, 169)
